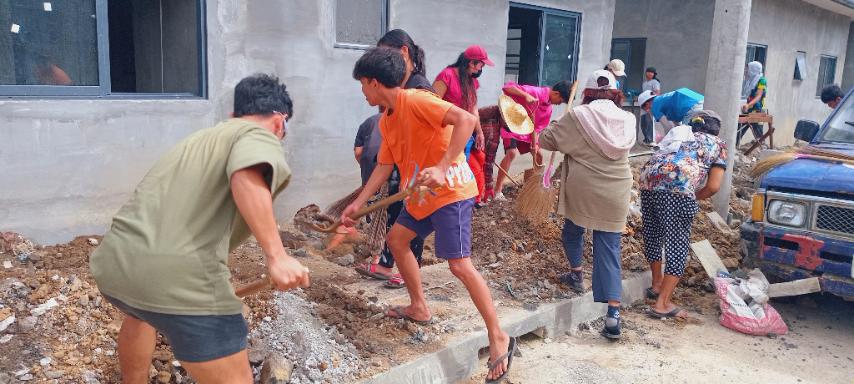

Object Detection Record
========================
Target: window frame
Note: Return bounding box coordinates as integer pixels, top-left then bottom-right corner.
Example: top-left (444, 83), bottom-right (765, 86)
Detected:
top-left (0, 0), bottom-right (208, 99)
top-left (794, 51), bottom-right (807, 81)
top-left (509, 2), bottom-right (582, 86)
top-left (815, 55), bottom-right (837, 98)
top-left (333, 0), bottom-right (389, 50)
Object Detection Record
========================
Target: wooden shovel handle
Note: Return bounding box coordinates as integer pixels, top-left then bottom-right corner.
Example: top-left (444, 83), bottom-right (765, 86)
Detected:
top-left (235, 276), bottom-right (271, 297)
top-left (307, 186), bottom-right (425, 233)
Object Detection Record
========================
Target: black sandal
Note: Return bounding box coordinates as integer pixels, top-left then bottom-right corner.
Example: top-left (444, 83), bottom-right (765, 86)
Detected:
top-left (485, 337), bottom-right (517, 383)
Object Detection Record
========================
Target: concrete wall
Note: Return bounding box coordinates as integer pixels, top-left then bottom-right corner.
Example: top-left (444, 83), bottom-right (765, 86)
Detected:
top-left (0, 0), bottom-right (614, 244)
top-left (843, 22), bottom-right (854, 92)
top-left (747, 0), bottom-right (851, 145)
top-left (612, 0), bottom-right (716, 94)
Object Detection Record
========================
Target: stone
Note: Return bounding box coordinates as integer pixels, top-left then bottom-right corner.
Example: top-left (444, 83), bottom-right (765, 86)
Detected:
top-left (334, 254), bottom-right (355, 266)
top-left (44, 371), bottom-right (64, 380)
top-left (292, 248), bottom-right (309, 258)
top-left (18, 374), bottom-right (33, 381)
top-left (2, 261), bottom-right (10, 269)
top-left (248, 348), bottom-right (267, 365)
top-left (0, 335), bottom-right (12, 344)
top-left (87, 238), bottom-right (99, 246)
top-left (156, 371), bottom-right (171, 383)
top-left (30, 298), bottom-right (59, 316)
top-left (0, 372), bottom-right (10, 384)
top-left (0, 316), bottom-right (14, 333)
top-left (40, 357), bottom-right (52, 366)
top-left (152, 349), bottom-right (171, 362)
top-left (78, 295), bottom-right (90, 307)
top-left (721, 258), bottom-right (740, 269)
top-left (260, 353), bottom-right (293, 384)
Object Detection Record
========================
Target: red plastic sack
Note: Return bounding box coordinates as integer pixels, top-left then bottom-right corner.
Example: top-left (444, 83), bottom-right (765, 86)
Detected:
top-left (714, 277), bottom-right (788, 336)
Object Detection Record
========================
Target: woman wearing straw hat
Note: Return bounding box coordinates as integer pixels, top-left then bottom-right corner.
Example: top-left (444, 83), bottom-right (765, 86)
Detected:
top-left (539, 70), bottom-right (635, 340)
top-left (492, 80), bottom-right (573, 200)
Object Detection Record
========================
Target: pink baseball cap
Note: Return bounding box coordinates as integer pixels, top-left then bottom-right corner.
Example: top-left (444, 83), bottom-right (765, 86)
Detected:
top-left (464, 45), bottom-right (494, 66)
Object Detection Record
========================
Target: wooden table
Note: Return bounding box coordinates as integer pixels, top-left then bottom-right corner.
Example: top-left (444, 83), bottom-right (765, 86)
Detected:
top-left (738, 112), bottom-right (775, 155)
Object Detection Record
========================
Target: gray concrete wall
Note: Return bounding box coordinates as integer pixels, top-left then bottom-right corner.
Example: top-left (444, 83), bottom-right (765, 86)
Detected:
top-left (612, 0), bottom-right (716, 94)
top-left (843, 22), bottom-right (854, 92)
top-left (0, 0), bottom-right (615, 244)
top-left (747, 0), bottom-right (851, 145)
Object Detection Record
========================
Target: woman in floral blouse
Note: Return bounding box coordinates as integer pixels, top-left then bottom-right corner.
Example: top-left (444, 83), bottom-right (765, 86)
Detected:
top-left (639, 110), bottom-right (727, 319)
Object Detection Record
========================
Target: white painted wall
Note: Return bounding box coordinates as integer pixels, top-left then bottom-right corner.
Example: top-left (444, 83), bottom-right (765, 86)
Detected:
top-left (0, 0), bottom-right (615, 244)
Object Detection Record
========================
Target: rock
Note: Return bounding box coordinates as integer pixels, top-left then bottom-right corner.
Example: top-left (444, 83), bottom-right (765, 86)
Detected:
top-left (87, 238), bottom-right (99, 246)
top-left (40, 357), bottom-right (52, 366)
top-left (78, 295), bottom-right (90, 307)
top-left (44, 371), bottom-right (64, 380)
top-left (291, 248), bottom-right (309, 258)
top-left (30, 298), bottom-right (59, 316)
top-left (248, 348), bottom-right (267, 365)
top-left (729, 219), bottom-right (743, 229)
top-left (0, 335), bottom-right (13, 344)
top-left (152, 350), bottom-right (171, 362)
top-left (334, 254), bottom-right (355, 266)
top-left (2, 261), bottom-right (10, 269)
top-left (260, 353), bottom-right (293, 384)
top-left (722, 258), bottom-right (740, 269)
top-left (18, 374), bottom-right (33, 381)
top-left (0, 372), bottom-right (9, 384)
top-left (28, 284), bottom-right (51, 302)
top-left (0, 316), bottom-right (14, 333)
top-left (156, 371), bottom-right (171, 383)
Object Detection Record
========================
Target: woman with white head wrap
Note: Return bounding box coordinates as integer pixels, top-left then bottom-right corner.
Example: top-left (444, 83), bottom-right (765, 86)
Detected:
top-left (738, 61), bottom-right (768, 145)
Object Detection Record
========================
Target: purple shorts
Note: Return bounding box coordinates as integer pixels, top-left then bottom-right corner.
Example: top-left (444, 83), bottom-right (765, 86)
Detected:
top-left (395, 198), bottom-right (474, 259)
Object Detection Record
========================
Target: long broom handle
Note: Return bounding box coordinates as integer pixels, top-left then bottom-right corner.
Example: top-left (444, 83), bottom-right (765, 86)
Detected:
top-left (493, 162), bottom-right (522, 186)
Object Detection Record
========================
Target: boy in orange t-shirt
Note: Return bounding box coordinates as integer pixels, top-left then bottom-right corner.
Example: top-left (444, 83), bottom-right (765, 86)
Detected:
top-left (342, 47), bottom-right (515, 383)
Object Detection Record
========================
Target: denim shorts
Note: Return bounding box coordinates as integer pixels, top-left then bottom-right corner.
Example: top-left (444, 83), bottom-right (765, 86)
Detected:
top-left (104, 295), bottom-right (248, 362)
top-left (395, 198), bottom-right (474, 259)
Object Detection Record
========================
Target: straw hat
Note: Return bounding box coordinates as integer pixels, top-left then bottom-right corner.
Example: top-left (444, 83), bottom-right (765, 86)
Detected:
top-left (498, 94), bottom-right (534, 135)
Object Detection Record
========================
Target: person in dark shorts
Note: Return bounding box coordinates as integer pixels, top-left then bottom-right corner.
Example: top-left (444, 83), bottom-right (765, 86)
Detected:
top-left (353, 28), bottom-right (431, 288)
top-left (90, 74), bottom-right (309, 384)
top-left (343, 47), bottom-right (515, 383)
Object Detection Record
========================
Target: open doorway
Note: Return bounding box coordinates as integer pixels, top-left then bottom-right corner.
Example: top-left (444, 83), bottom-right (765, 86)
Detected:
top-left (610, 38), bottom-right (646, 95)
top-left (505, 3), bottom-right (580, 86)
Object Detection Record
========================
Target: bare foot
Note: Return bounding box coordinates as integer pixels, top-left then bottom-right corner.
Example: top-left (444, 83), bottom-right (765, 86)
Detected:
top-left (486, 331), bottom-right (511, 381)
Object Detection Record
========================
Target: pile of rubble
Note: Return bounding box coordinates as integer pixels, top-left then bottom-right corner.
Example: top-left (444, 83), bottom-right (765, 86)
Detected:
top-left (0, 155), bottom-right (758, 383)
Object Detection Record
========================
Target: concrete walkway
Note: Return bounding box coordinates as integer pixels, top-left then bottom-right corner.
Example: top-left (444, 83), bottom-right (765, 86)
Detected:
top-left (354, 264), bottom-right (651, 384)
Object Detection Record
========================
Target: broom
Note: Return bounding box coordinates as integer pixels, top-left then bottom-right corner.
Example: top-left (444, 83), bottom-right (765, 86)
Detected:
top-left (750, 147), bottom-right (854, 178)
top-left (514, 80), bottom-right (578, 221)
top-left (515, 150), bottom-right (559, 222)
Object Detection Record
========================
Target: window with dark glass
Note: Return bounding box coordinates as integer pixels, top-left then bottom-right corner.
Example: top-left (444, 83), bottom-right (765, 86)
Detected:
top-left (0, 0), bottom-right (206, 97)
top-left (816, 55), bottom-right (837, 97)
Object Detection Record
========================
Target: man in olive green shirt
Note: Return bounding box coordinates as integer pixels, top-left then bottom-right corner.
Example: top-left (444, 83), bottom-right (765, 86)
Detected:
top-left (90, 74), bottom-right (308, 384)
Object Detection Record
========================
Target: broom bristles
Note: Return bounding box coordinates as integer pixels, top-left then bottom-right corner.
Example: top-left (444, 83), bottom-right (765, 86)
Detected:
top-left (750, 148), bottom-right (854, 178)
top-left (366, 183), bottom-right (390, 254)
top-left (325, 185), bottom-right (365, 218)
top-left (750, 152), bottom-right (797, 178)
top-left (515, 168), bottom-right (556, 223)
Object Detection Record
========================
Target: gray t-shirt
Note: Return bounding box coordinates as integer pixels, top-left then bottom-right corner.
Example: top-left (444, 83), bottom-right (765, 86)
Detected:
top-left (642, 79), bottom-right (661, 94)
top-left (354, 114), bottom-right (382, 185)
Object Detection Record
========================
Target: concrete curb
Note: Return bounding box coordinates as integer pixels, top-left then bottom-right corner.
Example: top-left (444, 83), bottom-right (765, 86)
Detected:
top-left (362, 272), bottom-right (652, 384)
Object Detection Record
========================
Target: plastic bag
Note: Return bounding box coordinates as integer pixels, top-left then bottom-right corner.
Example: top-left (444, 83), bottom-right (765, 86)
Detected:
top-left (714, 270), bottom-right (788, 336)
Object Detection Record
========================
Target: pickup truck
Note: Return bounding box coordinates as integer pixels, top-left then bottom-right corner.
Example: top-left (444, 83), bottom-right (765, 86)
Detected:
top-left (741, 90), bottom-right (854, 300)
